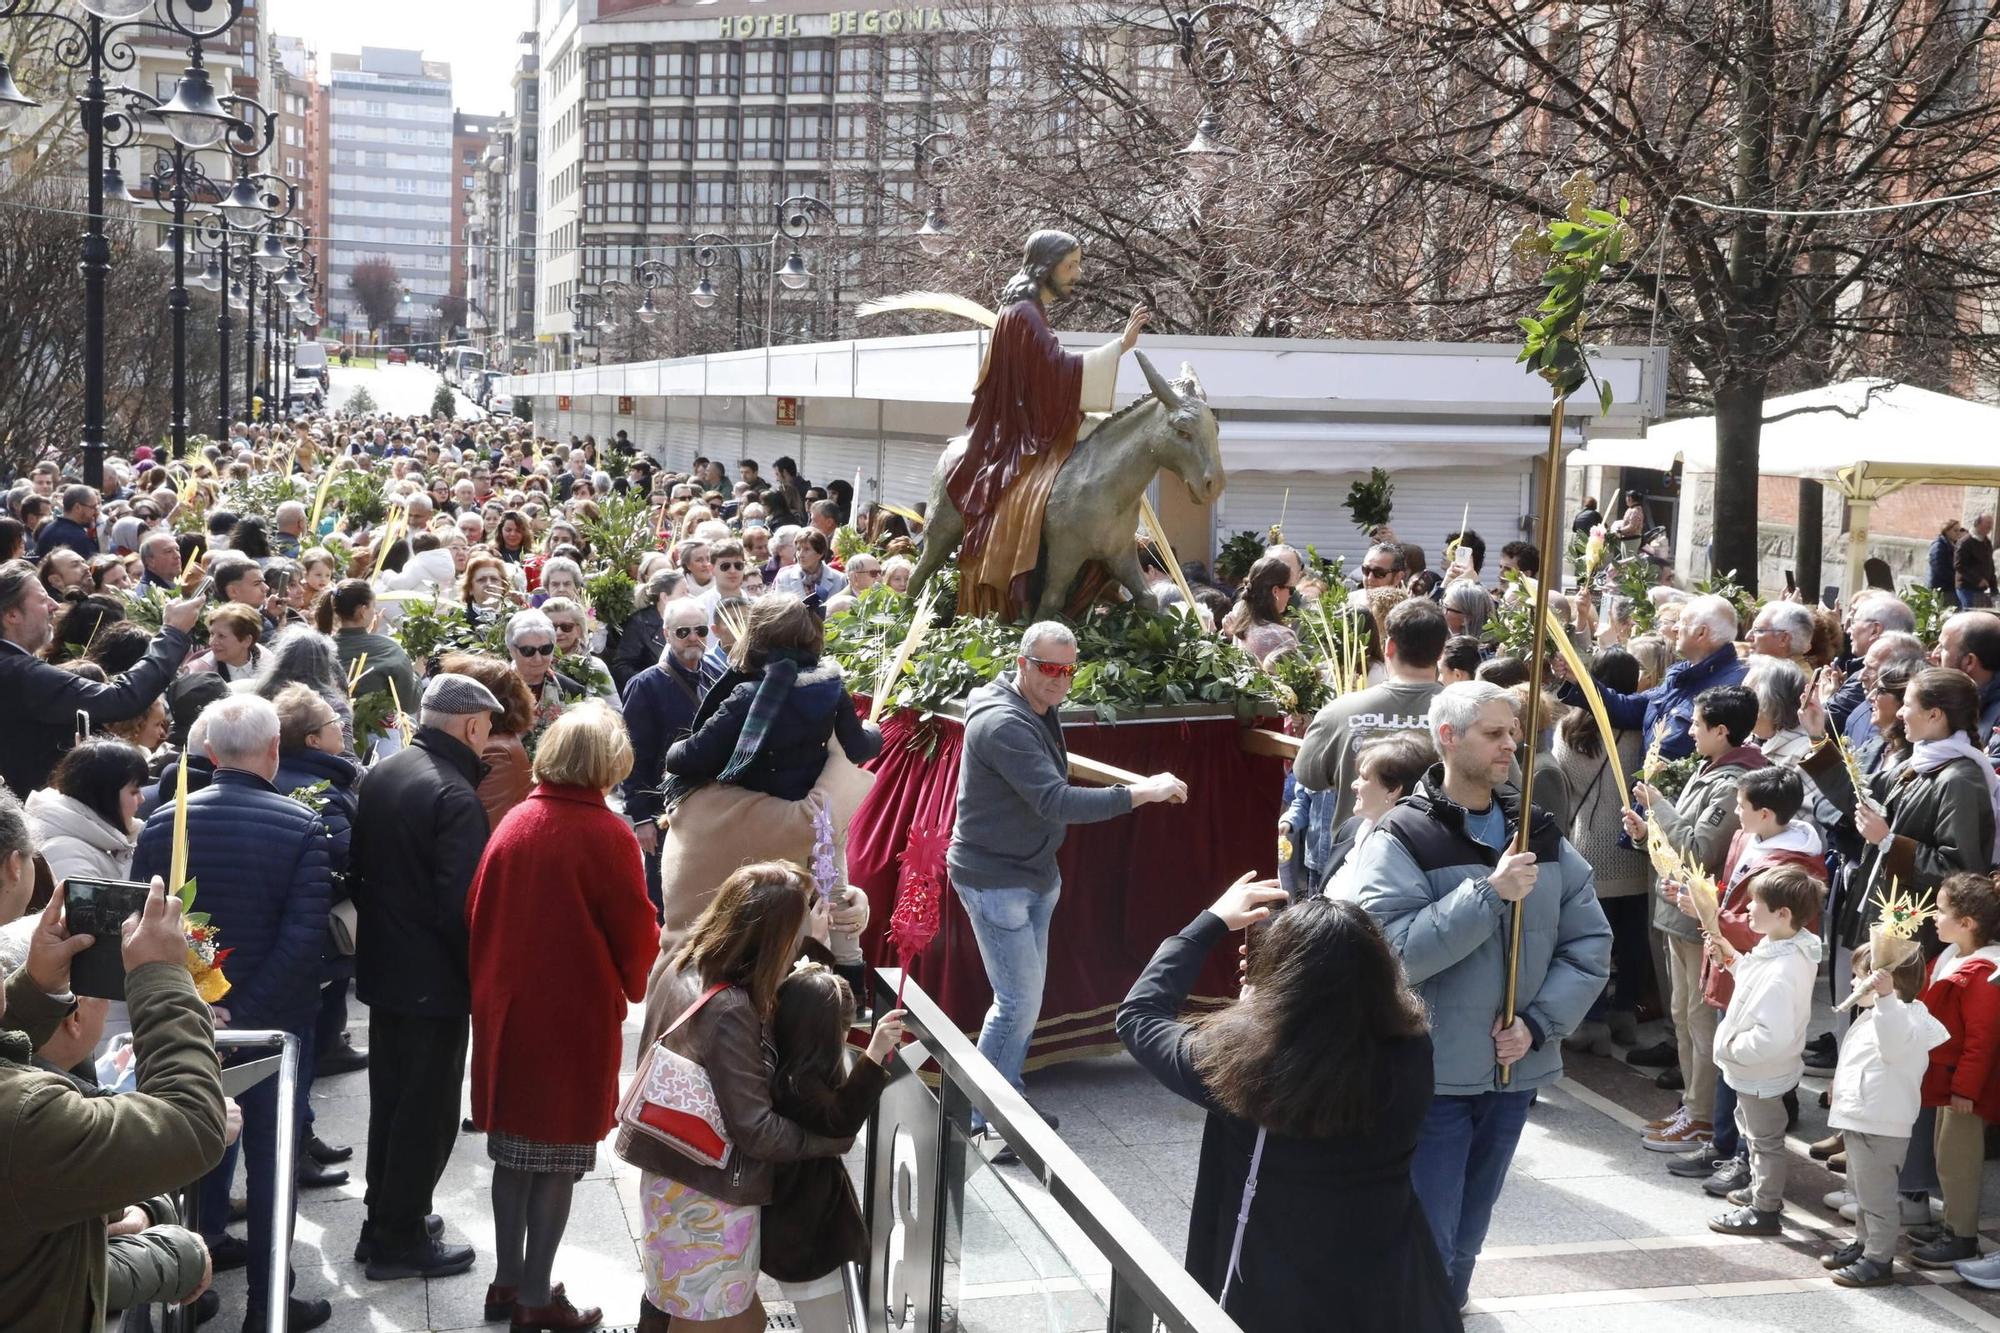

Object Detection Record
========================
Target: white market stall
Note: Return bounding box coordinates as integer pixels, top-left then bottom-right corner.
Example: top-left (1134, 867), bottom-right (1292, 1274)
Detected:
top-left (1569, 377), bottom-right (2000, 594)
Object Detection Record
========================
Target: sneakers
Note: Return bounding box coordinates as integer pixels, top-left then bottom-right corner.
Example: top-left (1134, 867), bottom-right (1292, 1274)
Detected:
top-left (1809, 1132), bottom-right (1843, 1161)
top-left (1642, 1115), bottom-right (1712, 1153)
top-left (1955, 1250), bottom-right (2000, 1289)
top-left (1645, 1106), bottom-right (1689, 1135)
top-left (1830, 1257), bottom-right (1895, 1287)
top-left (1709, 1204), bottom-right (1782, 1236)
top-left (1823, 1189), bottom-right (1853, 1212)
top-left (1820, 1240), bottom-right (1864, 1271)
top-left (1666, 1142), bottom-right (1724, 1178)
top-left (1912, 1231), bottom-right (1979, 1269)
top-left (1836, 1197), bottom-right (1934, 1225)
top-left (1702, 1157), bottom-right (1752, 1198)
top-left (1626, 1039), bottom-right (1678, 1068)
top-left (364, 1235), bottom-right (476, 1282)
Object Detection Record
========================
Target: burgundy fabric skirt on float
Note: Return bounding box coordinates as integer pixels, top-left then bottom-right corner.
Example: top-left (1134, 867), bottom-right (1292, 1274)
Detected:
top-left (847, 708), bottom-right (1285, 1067)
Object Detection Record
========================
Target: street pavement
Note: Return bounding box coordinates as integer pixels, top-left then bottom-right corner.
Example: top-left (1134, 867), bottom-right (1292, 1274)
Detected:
top-left (192, 987), bottom-right (2000, 1333)
top-left (324, 361), bottom-right (495, 423)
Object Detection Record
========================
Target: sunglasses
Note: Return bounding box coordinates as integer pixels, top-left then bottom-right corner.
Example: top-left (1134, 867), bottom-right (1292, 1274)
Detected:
top-left (515, 642), bottom-right (555, 657)
top-left (550, 622), bottom-right (580, 634)
top-left (715, 560), bottom-right (745, 571)
top-left (1024, 655), bottom-right (1078, 680)
top-left (673, 624), bottom-right (711, 639)
top-left (1361, 566), bottom-right (1395, 579)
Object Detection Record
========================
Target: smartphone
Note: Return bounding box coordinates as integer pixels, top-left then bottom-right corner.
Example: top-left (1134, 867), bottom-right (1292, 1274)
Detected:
top-left (1785, 569), bottom-right (1796, 593)
top-left (189, 575), bottom-right (214, 601)
top-left (64, 878), bottom-right (152, 1001)
top-left (265, 567), bottom-right (292, 599)
top-left (1821, 584), bottom-right (1839, 610)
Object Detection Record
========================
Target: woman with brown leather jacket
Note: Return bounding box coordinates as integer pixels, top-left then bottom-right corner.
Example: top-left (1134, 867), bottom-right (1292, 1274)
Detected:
top-left (616, 862), bottom-right (850, 1333)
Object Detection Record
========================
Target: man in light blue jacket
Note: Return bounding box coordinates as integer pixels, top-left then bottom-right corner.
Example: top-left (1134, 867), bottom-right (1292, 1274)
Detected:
top-left (1349, 680), bottom-right (1611, 1307)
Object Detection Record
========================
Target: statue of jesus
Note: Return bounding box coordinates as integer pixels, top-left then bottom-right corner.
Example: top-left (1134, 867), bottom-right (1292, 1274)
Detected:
top-left (947, 230), bottom-right (1148, 618)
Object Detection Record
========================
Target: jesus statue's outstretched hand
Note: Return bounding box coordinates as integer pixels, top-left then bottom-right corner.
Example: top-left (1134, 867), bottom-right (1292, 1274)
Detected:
top-left (1122, 304), bottom-right (1151, 353)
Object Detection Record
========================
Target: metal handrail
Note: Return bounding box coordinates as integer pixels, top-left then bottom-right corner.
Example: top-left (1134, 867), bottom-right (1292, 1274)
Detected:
top-left (876, 968), bottom-right (1244, 1333)
top-left (168, 1030), bottom-right (300, 1333)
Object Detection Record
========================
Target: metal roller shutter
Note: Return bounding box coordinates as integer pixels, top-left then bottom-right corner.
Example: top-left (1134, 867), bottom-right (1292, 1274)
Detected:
top-left (881, 440), bottom-right (944, 512)
top-left (801, 435), bottom-right (881, 508)
top-left (744, 424), bottom-right (798, 475)
top-left (1215, 467), bottom-right (1533, 574)
top-left (665, 413), bottom-right (702, 471)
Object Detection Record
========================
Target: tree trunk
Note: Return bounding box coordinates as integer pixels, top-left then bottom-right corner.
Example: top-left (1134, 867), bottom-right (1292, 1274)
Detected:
top-left (1711, 376), bottom-right (1766, 595)
top-left (1794, 479), bottom-right (1823, 598)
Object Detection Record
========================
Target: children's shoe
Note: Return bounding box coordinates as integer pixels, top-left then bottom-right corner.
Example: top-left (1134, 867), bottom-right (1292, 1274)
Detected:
top-left (1809, 1132), bottom-right (1843, 1161)
top-left (1709, 1204), bottom-right (1782, 1236)
top-left (1822, 1189), bottom-right (1853, 1212)
top-left (1702, 1157), bottom-right (1752, 1197)
top-left (1837, 1197), bottom-right (1934, 1225)
top-left (1955, 1250), bottom-right (2000, 1289)
top-left (1642, 1117), bottom-right (1712, 1152)
top-left (1820, 1240), bottom-right (1864, 1271)
top-left (1912, 1231), bottom-right (1979, 1268)
top-left (1830, 1257), bottom-right (1895, 1288)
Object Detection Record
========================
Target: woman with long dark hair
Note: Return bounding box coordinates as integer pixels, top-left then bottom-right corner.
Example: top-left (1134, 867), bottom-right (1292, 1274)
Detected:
top-left (1118, 879), bottom-right (1457, 1331)
top-left (317, 578), bottom-right (421, 714)
top-left (1221, 556), bottom-right (1298, 665)
top-left (622, 861), bottom-right (850, 1333)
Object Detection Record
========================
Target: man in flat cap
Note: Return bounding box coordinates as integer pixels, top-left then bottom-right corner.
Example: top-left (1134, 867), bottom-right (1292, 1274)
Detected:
top-left (348, 673), bottom-right (501, 1281)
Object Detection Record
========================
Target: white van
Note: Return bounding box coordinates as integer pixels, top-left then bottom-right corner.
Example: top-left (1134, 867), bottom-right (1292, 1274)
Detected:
top-left (295, 341), bottom-right (329, 386)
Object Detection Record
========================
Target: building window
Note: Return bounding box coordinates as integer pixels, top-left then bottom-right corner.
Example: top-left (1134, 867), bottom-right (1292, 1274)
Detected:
top-left (741, 111), bottom-right (781, 161)
top-left (653, 47), bottom-right (692, 97)
top-left (649, 112), bottom-right (690, 161)
top-left (694, 174), bottom-right (736, 225)
top-left (883, 108), bottom-right (922, 159)
top-left (606, 176), bottom-right (642, 224)
top-left (697, 45), bottom-right (741, 96)
top-left (740, 173), bottom-right (777, 222)
top-left (463, 174), bottom-right (475, 189)
top-left (649, 178), bottom-right (690, 227)
top-left (696, 112), bottom-right (737, 160)
top-left (583, 177), bottom-right (604, 224)
top-left (834, 110), bottom-right (870, 159)
top-left (886, 43), bottom-right (923, 95)
top-left (833, 175), bottom-right (874, 226)
top-left (836, 43), bottom-right (877, 93)
top-left (608, 50), bottom-right (643, 97)
top-left (789, 42), bottom-right (831, 94)
top-left (584, 114), bottom-right (607, 162)
top-left (607, 111), bottom-right (640, 159)
top-left (744, 43), bottom-right (780, 96)
top-left (786, 109), bottom-right (827, 160)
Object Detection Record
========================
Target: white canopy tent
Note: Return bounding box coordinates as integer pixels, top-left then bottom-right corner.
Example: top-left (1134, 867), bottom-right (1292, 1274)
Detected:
top-left (1568, 378), bottom-right (2000, 592)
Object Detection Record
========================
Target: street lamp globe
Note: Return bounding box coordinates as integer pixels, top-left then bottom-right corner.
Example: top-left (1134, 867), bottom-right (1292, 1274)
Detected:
top-left (255, 231), bottom-right (290, 273)
top-left (916, 205), bottom-right (951, 256)
top-left (689, 276), bottom-right (717, 309)
top-left (776, 248), bottom-right (811, 291)
top-left (0, 55), bottom-right (40, 135)
top-left (227, 279), bottom-right (248, 312)
top-left (218, 175), bottom-right (269, 228)
top-left (636, 295), bottom-right (658, 325)
top-left (154, 64), bottom-right (235, 151)
top-left (197, 255), bottom-right (224, 292)
top-left (101, 158), bottom-right (139, 210)
top-left (77, 0), bottom-right (156, 18)
top-left (278, 262), bottom-right (305, 298)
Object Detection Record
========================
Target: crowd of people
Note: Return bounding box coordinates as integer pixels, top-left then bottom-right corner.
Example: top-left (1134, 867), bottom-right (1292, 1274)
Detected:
top-left (3, 402), bottom-right (2000, 1333)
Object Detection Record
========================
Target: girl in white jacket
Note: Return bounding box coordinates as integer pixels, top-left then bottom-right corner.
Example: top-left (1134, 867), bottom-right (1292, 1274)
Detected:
top-left (1822, 946), bottom-right (1949, 1286)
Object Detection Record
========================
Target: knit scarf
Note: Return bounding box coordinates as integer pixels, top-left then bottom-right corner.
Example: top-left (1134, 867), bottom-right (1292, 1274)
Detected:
top-left (1908, 731), bottom-right (2000, 863)
top-left (717, 652), bottom-right (811, 783)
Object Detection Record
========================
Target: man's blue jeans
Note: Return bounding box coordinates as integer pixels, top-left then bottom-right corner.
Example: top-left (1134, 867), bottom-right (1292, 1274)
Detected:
top-left (1409, 1088), bottom-right (1534, 1307)
top-left (954, 882), bottom-right (1060, 1107)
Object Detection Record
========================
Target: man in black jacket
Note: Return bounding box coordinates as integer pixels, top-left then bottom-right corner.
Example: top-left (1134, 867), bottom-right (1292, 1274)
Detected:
top-left (349, 673), bottom-right (497, 1281)
top-left (0, 559), bottom-right (203, 798)
top-left (35, 484), bottom-right (100, 558)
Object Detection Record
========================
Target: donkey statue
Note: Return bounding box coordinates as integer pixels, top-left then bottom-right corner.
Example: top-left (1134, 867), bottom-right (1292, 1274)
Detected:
top-left (909, 350), bottom-right (1225, 619)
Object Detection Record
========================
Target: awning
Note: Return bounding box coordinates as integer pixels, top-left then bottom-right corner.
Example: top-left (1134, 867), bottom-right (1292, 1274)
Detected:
top-left (1218, 420), bottom-right (1584, 473)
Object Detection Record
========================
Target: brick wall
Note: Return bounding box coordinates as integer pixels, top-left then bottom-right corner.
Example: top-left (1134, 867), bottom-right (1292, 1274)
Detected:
top-left (1757, 475), bottom-right (1978, 539)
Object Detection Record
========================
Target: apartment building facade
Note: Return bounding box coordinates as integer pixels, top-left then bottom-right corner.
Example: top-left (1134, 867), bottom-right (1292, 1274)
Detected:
top-left (325, 47), bottom-right (454, 338)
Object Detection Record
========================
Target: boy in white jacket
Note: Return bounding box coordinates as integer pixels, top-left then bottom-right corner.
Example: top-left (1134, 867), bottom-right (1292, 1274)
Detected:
top-left (1708, 865), bottom-right (1826, 1236)
top-left (1821, 944), bottom-right (1950, 1286)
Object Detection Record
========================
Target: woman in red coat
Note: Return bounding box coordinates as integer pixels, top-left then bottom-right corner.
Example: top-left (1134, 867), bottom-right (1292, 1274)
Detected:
top-left (468, 700), bottom-right (659, 1332)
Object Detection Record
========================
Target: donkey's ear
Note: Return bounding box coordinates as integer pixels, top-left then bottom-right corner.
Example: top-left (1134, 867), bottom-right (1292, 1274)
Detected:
top-left (1177, 361), bottom-right (1207, 400)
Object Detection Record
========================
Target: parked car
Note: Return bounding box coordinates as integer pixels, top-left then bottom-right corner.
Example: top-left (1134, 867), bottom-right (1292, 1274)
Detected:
top-left (385, 347), bottom-right (409, 365)
top-left (487, 391), bottom-right (514, 417)
top-left (293, 340), bottom-right (328, 387)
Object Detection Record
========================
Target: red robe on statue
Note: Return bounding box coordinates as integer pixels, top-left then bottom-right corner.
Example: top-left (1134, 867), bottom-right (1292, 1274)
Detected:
top-left (948, 299), bottom-right (1088, 618)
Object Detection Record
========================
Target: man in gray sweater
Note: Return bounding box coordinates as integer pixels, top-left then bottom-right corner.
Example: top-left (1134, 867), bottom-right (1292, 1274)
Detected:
top-left (950, 621), bottom-right (1186, 1132)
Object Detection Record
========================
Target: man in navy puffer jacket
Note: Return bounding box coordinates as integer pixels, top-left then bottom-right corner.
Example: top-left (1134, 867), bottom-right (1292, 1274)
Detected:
top-left (132, 693), bottom-right (334, 1333)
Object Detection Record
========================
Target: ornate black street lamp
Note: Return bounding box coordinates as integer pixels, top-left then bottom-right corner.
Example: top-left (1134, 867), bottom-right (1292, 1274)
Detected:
top-left (767, 194), bottom-right (833, 345)
top-left (915, 130), bottom-right (956, 255)
top-left (0, 0), bottom-right (244, 482)
top-left (1167, 2), bottom-right (1293, 160)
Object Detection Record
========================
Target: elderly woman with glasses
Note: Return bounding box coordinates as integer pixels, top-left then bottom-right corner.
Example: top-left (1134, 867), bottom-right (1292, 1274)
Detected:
top-left (1441, 579), bottom-right (1493, 642)
top-left (540, 596), bottom-right (618, 707)
top-left (506, 608), bottom-right (587, 741)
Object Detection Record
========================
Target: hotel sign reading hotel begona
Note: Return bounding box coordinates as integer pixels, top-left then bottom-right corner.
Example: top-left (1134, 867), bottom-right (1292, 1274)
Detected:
top-left (715, 8), bottom-right (948, 38)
